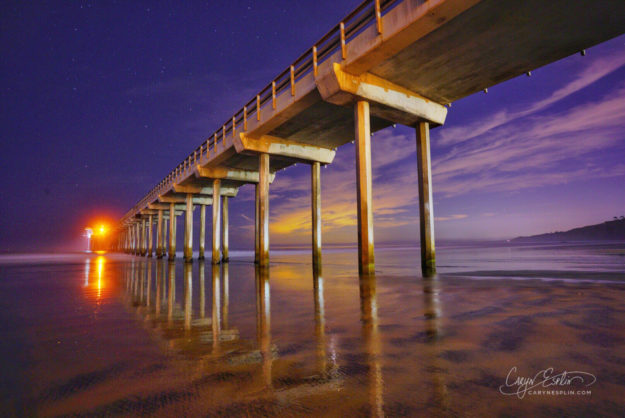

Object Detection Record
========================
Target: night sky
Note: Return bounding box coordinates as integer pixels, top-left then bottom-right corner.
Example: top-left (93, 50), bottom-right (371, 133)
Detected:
top-left (1, 1), bottom-right (624, 253)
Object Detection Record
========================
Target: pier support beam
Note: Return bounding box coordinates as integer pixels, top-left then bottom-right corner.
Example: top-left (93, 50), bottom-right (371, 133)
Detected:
top-left (156, 210), bottom-right (164, 258)
top-left (147, 214), bottom-right (153, 257)
top-left (168, 203), bottom-right (177, 261)
top-left (254, 184), bottom-right (260, 264)
top-left (311, 161), bottom-right (322, 268)
top-left (222, 196), bottom-right (229, 262)
top-left (140, 218), bottom-right (147, 256)
top-left (258, 153), bottom-right (270, 268)
top-left (134, 222), bottom-right (140, 255)
top-left (212, 179), bottom-right (222, 264)
top-left (184, 194), bottom-right (193, 262)
top-left (199, 204), bottom-right (206, 260)
top-left (355, 100), bottom-right (375, 275)
top-left (163, 215), bottom-right (168, 255)
top-left (416, 122), bottom-right (436, 276)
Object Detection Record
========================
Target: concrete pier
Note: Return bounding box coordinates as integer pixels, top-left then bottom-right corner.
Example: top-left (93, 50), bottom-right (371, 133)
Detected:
top-left (184, 194), bottom-right (193, 262)
top-left (199, 204), bottom-right (206, 260)
top-left (311, 161), bottom-right (322, 268)
top-left (212, 179), bottom-right (222, 264)
top-left (355, 101), bottom-right (375, 275)
top-left (156, 209), bottom-right (164, 258)
top-left (416, 122), bottom-right (436, 276)
top-left (140, 218), bottom-right (147, 256)
top-left (147, 214), bottom-right (153, 257)
top-left (258, 154), bottom-right (270, 268)
top-left (222, 196), bottom-right (229, 262)
top-left (254, 184), bottom-right (260, 264)
top-left (163, 215), bottom-right (168, 255)
top-left (134, 222), bottom-right (140, 255)
top-left (115, 0), bottom-right (625, 275)
top-left (168, 203), bottom-right (176, 261)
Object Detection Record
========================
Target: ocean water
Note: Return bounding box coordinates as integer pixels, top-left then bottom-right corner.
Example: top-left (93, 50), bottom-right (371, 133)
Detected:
top-left (1, 242), bottom-right (624, 416)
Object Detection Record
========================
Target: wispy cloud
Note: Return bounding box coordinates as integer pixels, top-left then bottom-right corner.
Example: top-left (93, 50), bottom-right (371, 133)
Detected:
top-left (437, 50), bottom-right (625, 146)
top-left (433, 85), bottom-right (625, 196)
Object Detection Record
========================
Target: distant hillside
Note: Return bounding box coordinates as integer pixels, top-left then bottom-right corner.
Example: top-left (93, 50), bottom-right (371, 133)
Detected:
top-left (512, 219), bottom-right (625, 243)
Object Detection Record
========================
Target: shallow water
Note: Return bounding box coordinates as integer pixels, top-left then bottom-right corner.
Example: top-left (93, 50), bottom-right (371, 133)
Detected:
top-left (1, 243), bottom-right (625, 416)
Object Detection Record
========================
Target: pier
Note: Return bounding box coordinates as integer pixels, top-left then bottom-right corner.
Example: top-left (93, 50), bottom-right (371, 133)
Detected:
top-left (112, 0), bottom-right (625, 275)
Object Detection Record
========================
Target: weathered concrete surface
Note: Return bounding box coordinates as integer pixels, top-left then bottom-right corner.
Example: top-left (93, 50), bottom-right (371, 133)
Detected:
top-left (199, 204), bottom-right (206, 260)
top-left (212, 179), bottom-right (222, 265)
top-left (311, 162), bottom-right (322, 268)
top-left (416, 122), bottom-right (436, 276)
top-left (184, 194), bottom-right (193, 262)
top-left (258, 154), bottom-right (270, 268)
top-left (355, 101), bottom-right (375, 275)
top-left (222, 197), bottom-right (229, 262)
top-left (168, 203), bottom-right (176, 261)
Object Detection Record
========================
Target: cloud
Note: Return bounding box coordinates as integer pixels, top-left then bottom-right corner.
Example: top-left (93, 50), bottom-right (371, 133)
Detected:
top-left (435, 214), bottom-right (468, 221)
top-left (437, 50), bottom-right (625, 147)
top-left (432, 84), bottom-right (625, 196)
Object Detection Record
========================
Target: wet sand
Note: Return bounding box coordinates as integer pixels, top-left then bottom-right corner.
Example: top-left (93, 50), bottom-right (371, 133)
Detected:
top-left (1, 243), bottom-right (624, 416)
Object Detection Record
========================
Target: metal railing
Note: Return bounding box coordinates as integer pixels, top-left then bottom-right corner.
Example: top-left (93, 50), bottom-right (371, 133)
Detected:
top-left (121, 0), bottom-right (402, 224)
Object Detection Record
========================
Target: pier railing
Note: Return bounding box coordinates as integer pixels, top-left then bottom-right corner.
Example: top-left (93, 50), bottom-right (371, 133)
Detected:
top-left (121, 0), bottom-right (402, 224)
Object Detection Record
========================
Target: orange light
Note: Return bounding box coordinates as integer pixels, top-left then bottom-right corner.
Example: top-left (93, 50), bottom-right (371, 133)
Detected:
top-left (99, 225), bottom-right (107, 235)
top-left (96, 256), bottom-right (105, 299)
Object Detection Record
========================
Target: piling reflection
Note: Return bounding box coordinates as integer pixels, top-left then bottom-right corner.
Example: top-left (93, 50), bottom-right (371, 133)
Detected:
top-left (82, 256), bottom-right (107, 303)
top-left (422, 275), bottom-right (449, 415)
top-left (256, 267), bottom-right (272, 389)
top-left (359, 274), bottom-right (383, 417)
top-left (118, 259), bottom-right (386, 410)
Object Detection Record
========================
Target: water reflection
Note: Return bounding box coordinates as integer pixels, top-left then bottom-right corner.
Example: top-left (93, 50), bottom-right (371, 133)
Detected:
top-left (82, 256), bottom-right (107, 303)
top-left (117, 259), bottom-right (454, 415)
top-left (359, 274), bottom-right (383, 417)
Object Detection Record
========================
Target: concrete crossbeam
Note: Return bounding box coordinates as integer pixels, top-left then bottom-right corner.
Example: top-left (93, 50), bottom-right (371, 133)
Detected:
top-left (196, 166), bottom-right (276, 184)
top-left (317, 63), bottom-right (447, 126)
top-left (159, 195), bottom-right (213, 205)
top-left (236, 134), bottom-right (335, 164)
top-left (172, 184), bottom-right (239, 196)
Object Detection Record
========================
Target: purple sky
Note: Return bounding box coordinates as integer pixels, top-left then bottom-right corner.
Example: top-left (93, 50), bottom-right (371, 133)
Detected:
top-left (1, 1), bottom-right (624, 252)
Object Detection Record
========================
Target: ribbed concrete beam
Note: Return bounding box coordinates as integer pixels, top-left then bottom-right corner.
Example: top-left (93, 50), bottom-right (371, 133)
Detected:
top-left (236, 133), bottom-right (335, 164)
